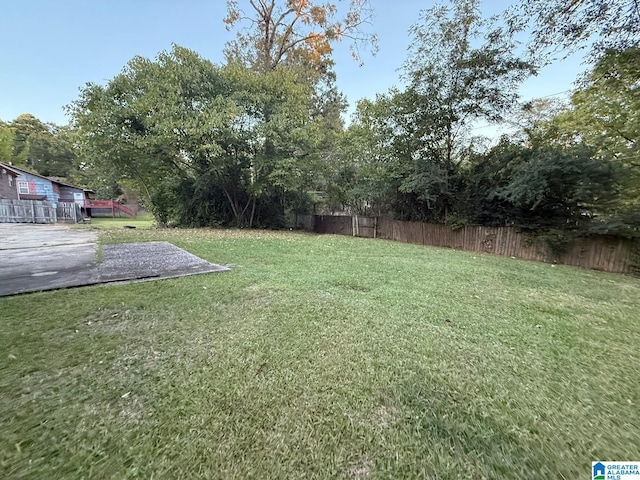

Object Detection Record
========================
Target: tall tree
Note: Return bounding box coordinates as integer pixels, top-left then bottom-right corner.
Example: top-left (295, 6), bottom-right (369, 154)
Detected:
top-left (9, 114), bottom-right (47, 167)
top-left (7, 114), bottom-right (78, 177)
top-left (27, 124), bottom-right (78, 178)
top-left (558, 48), bottom-right (640, 164)
top-left (0, 122), bottom-right (13, 163)
top-left (224, 1), bottom-right (372, 219)
top-left (551, 47), bottom-right (640, 217)
top-left (70, 45), bottom-right (321, 227)
top-left (331, 93), bottom-right (402, 215)
top-left (397, 0), bottom-right (533, 221)
top-left (224, 0), bottom-right (376, 72)
top-left (507, 0), bottom-right (640, 60)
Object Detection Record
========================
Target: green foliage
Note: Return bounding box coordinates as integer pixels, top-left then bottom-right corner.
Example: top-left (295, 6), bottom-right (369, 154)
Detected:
top-left (27, 124), bottom-right (78, 177)
top-left (496, 143), bottom-right (619, 228)
top-left (63, 3), bottom-right (638, 240)
top-left (457, 135), bottom-right (621, 235)
top-left (9, 113), bottom-right (45, 167)
top-left (328, 94), bottom-right (402, 215)
top-left (333, 0), bottom-right (534, 222)
top-left (70, 45), bottom-right (329, 227)
top-left (508, 0), bottom-right (640, 60)
top-left (554, 48), bottom-right (640, 212)
top-left (0, 124), bottom-right (13, 163)
top-left (536, 229), bottom-right (573, 262)
top-left (6, 114), bottom-right (78, 178)
top-left (630, 239), bottom-right (640, 276)
top-left (395, 0), bottom-right (533, 221)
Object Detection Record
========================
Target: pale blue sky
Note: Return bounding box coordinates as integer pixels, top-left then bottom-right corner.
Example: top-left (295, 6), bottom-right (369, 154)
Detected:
top-left (0, 0), bottom-right (586, 135)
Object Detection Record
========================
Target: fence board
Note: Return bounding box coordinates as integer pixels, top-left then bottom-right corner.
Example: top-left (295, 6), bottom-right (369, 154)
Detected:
top-left (56, 202), bottom-right (83, 223)
top-left (315, 215), bottom-right (352, 236)
top-left (296, 214), bottom-right (315, 231)
top-left (0, 199), bottom-right (56, 223)
top-left (298, 214), bottom-right (636, 275)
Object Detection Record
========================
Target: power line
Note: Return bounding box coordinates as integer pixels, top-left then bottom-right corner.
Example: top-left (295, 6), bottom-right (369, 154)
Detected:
top-left (531, 89), bottom-right (572, 99)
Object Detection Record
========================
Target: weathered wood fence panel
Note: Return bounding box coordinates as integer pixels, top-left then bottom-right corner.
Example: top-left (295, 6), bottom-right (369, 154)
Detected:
top-left (314, 215), bottom-right (353, 235)
top-left (0, 199), bottom-right (57, 223)
top-left (296, 214), bottom-right (636, 275)
top-left (56, 202), bottom-right (83, 223)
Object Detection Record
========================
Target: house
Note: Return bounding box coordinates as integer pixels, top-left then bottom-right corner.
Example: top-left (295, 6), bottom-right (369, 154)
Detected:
top-left (0, 163), bottom-right (21, 200)
top-left (3, 163), bottom-right (93, 208)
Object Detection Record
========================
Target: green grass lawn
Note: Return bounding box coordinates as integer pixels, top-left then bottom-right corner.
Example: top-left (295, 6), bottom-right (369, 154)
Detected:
top-left (1, 227), bottom-right (639, 479)
top-left (81, 212), bottom-right (156, 230)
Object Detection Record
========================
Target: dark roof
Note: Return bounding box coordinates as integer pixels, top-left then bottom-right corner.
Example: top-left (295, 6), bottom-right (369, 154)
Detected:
top-left (4, 163), bottom-right (92, 193)
top-left (0, 162), bottom-right (22, 177)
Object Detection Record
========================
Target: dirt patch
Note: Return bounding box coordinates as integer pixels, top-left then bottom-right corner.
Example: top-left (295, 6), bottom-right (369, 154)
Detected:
top-left (348, 458), bottom-right (373, 479)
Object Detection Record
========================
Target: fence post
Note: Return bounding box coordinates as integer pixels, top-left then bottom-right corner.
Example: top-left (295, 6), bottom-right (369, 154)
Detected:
top-left (374, 216), bottom-right (378, 239)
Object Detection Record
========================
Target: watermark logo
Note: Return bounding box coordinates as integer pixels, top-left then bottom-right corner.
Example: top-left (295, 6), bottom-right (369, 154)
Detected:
top-left (593, 462), bottom-right (640, 480)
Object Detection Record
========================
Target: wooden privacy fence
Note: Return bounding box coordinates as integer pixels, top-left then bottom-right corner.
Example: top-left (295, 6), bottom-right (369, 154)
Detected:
top-left (297, 214), bottom-right (637, 275)
top-left (0, 199), bottom-right (83, 224)
top-left (0, 199), bottom-right (56, 223)
top-left (57, 202), bottom-right (84, 223)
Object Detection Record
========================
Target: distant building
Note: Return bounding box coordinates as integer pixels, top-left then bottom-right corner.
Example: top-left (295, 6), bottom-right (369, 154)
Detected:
top-left (0, 163), bottom-right (21, 200)
top-left (2, 163), bottom-right (92, 207)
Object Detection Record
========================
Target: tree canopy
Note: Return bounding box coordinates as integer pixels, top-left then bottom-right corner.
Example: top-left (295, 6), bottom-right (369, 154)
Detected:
top-left (70, 45), bottom-right (323, 226)
top-left (224, 0), bottom-right (377, 71)
top-left (60, 0), bottom-right (638, 240)
top-left (390, 0), bottom-right (533, 221)
top-left (0, 114), bottom-right (78, 178)
top-left (508, 0), bottom-right (640, 60)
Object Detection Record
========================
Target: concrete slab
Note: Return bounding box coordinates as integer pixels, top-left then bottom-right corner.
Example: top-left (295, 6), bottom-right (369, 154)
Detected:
top-left (0, 224), bottom-right (229, 296)
top-left (0, 223), bottom-right (97, 250)
top-left (98, 242), bottom-right (230, 283)
top-left (0, 243), bottom-right (98, 295)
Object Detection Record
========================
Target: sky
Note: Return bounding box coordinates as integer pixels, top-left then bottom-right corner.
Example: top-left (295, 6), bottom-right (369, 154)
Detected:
top-left (0, 0), bottom-right (587, 138)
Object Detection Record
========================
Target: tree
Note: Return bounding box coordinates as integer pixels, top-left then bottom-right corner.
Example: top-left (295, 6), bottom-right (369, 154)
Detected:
top-left (5, 114), bottom-right (78, 178)
top-left (507, 0), bottom-right (640, 60)
top-left (224, 0), bottom-right (376, 72)
top-left (27, 124), bottom-right (78, 178)
top-left (456, 135), bottom-right (621, 240)
top-left (548, 47), bottom-right (640, 228)
top-left (557, 48), bottom-right (639, 165)
top-left (506, 97), bottom-right (568, 141)
top-left (9, 114), bottom-right (47, 167)
top-left (0, 122), bottom-right (13, 163)
top-left (330, 93), bottom-right (402, 215)
top-left (70, 45), bottom-right (321, 227)
top-left (395, 0), bottom-right (533, 221)
top-left (495, 142), bottom-right (619, 230)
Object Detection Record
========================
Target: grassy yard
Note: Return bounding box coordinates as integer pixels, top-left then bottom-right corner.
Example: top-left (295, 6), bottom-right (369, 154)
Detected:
top-left (1, 225), bottom-right (639, 479)
top-left (80, 212), bottom-right (156, 230)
